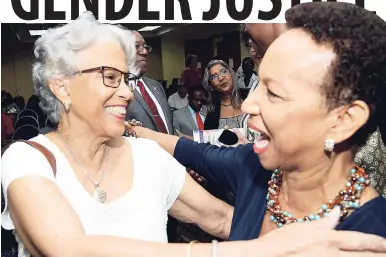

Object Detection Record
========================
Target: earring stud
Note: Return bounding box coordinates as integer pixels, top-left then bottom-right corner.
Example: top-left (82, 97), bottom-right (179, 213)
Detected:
top-left (64, 102), bottom-right (71, 111)
top-left (324, 139), bottom-right (335, 152)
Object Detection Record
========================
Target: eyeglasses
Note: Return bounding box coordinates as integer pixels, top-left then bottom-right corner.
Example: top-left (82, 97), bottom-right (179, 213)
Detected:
top-left (210, 68), bottom-right (229, 82)
top-left (135, 44), bottom-right (152, 53)
top-left (79, 66), bottom-right (139, 91)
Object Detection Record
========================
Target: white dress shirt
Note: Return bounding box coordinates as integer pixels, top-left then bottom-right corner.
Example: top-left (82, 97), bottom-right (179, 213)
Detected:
top-left (136, 78), bottom-right (170, 134)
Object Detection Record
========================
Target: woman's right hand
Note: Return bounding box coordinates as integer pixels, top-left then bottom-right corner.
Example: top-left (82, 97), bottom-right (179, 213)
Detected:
top-left (124, 121), bottom-right (149, 138)
top-left (250, 208), bottom-right (386, 257)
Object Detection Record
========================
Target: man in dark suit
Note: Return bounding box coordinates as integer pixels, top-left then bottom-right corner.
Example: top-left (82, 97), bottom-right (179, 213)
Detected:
top-left (125, 31), bottom-right (173, 134)
top-left (126, 31), bottom-right (179, 242)
top-left (173, 86), bottom-right (205, 137)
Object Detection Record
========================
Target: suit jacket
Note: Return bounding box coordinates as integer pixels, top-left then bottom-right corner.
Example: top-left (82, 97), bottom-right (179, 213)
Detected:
top-left (126, 77), bottom-right (173, 134)
top-left (173, 105), bottom-right (202, 136)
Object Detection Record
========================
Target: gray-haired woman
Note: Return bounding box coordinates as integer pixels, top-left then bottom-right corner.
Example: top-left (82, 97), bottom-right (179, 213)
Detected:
top-left (1, 12), bottom-right (386, 257)
top-left (203, 60), bottom-right (244, 130)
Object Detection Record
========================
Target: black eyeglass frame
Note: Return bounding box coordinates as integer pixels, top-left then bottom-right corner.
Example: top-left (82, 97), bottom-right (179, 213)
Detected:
top-left (79, 66), bottom-right (139, 91)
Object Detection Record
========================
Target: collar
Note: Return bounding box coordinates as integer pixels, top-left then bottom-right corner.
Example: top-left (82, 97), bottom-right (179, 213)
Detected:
top-left (188, 105), bottom-right (201, 114)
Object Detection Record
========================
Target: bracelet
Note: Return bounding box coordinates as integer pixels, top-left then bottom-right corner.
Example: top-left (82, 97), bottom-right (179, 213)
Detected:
top-left (212, 240), bottom-right (218, 257)
top-left (186, 240), bottom-right (198, 257)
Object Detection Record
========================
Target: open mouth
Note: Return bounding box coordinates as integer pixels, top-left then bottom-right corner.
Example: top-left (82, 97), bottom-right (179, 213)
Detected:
top-left (105, 106), bottom-right (127, 120)
top-left (220, 81), bottom-right (228, 88)
top-left (248, 127), bottom-right (271, 154)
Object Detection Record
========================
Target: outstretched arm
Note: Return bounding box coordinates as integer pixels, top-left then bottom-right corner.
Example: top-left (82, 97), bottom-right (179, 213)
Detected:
top-left (130, 125), bottom-right (246, 193)
top-left (6, 178), bottom-right (386, 257)
top-left (170, 173), bottom-right (233, 239)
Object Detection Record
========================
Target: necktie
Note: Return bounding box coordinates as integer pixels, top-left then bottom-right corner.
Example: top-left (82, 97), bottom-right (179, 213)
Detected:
top-left (196, 112), bottom-right (204, 130)
top-left (136, 81), bottom-right (168, 133)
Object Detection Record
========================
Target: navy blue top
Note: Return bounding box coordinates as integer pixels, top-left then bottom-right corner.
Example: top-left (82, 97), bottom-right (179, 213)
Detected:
top-left (174, 138), bottom-right (386, 240)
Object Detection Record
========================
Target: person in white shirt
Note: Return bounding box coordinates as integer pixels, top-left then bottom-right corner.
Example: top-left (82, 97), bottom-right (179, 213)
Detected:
top-left (168, 85), bottom-right (188, 111)
top-left (236, 57), bottom-right (258, 90)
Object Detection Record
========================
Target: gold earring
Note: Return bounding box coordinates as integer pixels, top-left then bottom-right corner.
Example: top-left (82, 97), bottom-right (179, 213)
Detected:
top-left (64, 102), bottom-right (71, 111)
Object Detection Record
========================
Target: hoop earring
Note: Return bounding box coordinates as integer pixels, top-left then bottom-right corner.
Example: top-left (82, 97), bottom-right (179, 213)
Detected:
top-left (324, 139), bottom-right (335, 152)
top-left (64, 102), bottom-right (71, 111)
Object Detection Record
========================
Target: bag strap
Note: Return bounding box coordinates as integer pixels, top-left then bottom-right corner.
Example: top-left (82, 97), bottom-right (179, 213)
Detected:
top-left (1, 140), bottom-right (57, 176)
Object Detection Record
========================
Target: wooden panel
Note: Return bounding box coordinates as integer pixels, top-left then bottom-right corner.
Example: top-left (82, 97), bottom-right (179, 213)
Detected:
top-left (216, 32), bottom-right (241, 71)
top-left (184, 31), bottom-right (241, 75)
top-left (184, 38), bottom-right (213, 77)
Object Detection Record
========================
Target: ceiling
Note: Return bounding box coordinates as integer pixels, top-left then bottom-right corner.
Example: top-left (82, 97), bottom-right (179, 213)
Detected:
top-left (1, 23), bottom-right (240, 53)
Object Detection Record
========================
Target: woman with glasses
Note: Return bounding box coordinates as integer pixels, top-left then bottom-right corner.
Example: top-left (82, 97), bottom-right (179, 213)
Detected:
top-left (203, 60), bottom-right (244, 130)
top-left (0, 12), bottom-right (236, 257)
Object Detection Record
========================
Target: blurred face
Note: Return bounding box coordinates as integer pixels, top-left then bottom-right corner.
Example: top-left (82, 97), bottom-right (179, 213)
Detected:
top-left (248, 39), bottom-right (262, 66)
top-left (133, 31), bottom-right (148, 75)
top-left (189, 90), bottom-right (204, 112)
top-left (209, 64), bottom-right (233, 94)
top-left (60, 40), bottom-right (134, 138)
top-left (242, 29), bottom-right (336, 171)
top-left (178, 86), bottom-right (188, 98)
top-left (190, 55), bottom-right (197, 68)
top-left (242, 58), bottom-right (255, 74)
top-left (245, 24), bottom-right (286, 60)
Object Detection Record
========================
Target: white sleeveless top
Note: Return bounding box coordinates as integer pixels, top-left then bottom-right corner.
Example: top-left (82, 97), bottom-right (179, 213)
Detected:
top-left (1, 135), bottom-right (186, 257)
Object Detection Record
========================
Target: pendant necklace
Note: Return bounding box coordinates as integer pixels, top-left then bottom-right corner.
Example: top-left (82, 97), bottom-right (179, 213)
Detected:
top-left (57, 132), bottom-right (110, 204)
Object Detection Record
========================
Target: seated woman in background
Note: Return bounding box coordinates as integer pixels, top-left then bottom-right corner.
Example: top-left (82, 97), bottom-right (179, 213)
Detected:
top-left (130, 1), bottom-right (386, 240)
top-left (2, 10), bottom-right (375, 257)
top-left (203, 60), bottom-right (244, 130)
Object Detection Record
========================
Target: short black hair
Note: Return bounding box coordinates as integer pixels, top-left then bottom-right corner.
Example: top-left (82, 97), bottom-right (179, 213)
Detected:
top-left (286, 2), bottom-right (386, 145)
top-left (188, 84), bottom-right (205, 96)
top-left (185, 54), bottom-right (196, 67)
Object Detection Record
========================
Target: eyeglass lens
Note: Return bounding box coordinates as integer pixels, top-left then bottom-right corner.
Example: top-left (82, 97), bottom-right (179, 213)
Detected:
top-left (211, 69), bottom-right (229, 81)
top-left (102, 67), bottom-right (137, 91)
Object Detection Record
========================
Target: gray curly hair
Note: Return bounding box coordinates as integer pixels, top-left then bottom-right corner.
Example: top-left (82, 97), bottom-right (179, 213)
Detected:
top-left (202, 60), bottom-right (242, 112)
top-left (32, 11), bottom-right (138, 124)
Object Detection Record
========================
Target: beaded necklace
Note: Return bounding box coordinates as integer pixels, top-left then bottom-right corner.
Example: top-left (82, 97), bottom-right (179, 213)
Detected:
top-left (266, 165), bottom-right (370, 228)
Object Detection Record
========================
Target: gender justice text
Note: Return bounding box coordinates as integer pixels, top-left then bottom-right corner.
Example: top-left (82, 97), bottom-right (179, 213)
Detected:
top-left (11, 0), bottom-right (375, 21)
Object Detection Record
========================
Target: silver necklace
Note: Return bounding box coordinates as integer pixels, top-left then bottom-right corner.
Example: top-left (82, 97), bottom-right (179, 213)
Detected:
top-left (57, 132), bottom-right (110, 204)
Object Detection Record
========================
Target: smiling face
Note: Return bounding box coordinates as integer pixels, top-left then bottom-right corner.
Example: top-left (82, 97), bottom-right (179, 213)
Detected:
top-left (209, 64), bottom-right (233, 95)
top-left (54, 39), bottom-right (134, 139)
top-left (242, 29), bottom-right (339, 170)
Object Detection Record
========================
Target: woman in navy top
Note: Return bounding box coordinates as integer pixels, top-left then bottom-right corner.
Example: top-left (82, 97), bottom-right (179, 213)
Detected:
top-left (131, 2), bottom-right (386, 240)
